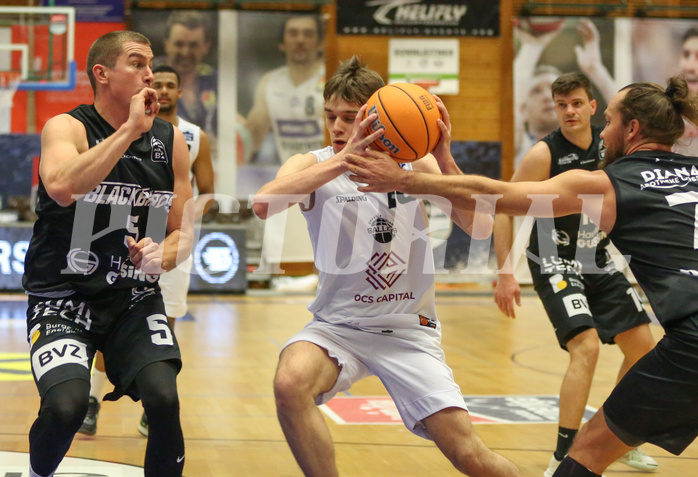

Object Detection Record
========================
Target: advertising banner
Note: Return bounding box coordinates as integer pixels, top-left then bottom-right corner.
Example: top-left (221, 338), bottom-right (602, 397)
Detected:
top-left (337, 0), bottom-right (499, 37)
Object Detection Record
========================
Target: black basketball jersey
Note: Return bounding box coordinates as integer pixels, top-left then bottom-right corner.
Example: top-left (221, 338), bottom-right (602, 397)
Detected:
top-left (528, 126), bottom-right (609, 269)
top-left (23, 104), bottom-right (176, 296)
top-left (605, 150), bottom-right (698, 327)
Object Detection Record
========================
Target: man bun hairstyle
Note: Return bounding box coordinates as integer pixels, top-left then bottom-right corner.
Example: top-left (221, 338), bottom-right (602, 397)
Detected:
top-left (619, 76), bottom-right (698, 145)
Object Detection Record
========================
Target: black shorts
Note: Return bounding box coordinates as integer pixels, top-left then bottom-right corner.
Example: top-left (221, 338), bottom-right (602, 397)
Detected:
top-left (27, 286), bottom-right (181, 401)
top-left (529, 258), bottom-right (650, 349)
top-left (603, 315), bottom-right (698, 455)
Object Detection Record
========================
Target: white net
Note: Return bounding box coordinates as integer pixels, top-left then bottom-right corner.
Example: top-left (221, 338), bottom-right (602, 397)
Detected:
top-left (0, 72), bottom-right (20, 134)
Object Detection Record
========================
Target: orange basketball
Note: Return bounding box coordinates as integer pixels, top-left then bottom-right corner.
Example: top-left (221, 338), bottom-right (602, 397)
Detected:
top-left (364, 83), bottom-right (441, 162)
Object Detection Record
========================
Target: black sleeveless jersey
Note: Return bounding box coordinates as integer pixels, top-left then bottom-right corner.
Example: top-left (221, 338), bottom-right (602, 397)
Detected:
top-left (528, 126), bottom-right (609, 269)
top-left (23, 104), bottom-right (176, 296)
top-left (605, 150), bottom-right (698, 327)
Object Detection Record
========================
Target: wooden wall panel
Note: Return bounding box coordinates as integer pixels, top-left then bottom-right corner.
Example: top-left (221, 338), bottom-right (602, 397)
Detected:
top-left (325, 0), bottom-right (515, 158)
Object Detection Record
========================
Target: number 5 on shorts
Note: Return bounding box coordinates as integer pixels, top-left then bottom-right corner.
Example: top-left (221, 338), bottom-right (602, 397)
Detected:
top-left (146, 314), bottom-right (174, 346)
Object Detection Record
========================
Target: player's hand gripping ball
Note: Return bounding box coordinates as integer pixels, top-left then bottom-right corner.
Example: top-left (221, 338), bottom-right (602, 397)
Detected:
top-left (364, 82), bottom-right (442, 162)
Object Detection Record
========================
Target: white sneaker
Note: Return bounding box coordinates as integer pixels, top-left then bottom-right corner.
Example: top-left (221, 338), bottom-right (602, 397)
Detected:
top-left (616, 448), bottom-right (658, 472)
top-left (544, 454), bottom-right (606, 477)
top-left (543, 455), bottom-right (561, 477)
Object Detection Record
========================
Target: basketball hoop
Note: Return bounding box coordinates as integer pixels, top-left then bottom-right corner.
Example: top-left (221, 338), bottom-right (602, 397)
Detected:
top-left (0, 71), bottom-right (22, 134)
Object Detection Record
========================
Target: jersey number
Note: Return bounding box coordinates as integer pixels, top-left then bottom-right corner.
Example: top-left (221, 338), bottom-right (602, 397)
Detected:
top-left (124, 214), bottom-right (140, 247)
top-left (146, 314), bottom-right (174, 346)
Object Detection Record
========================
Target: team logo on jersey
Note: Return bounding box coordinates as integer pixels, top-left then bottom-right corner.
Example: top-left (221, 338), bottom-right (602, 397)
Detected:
top-left (419, 315), bottom-right (437, 329)
top-left (640, 165), bottom-right (698, 190)
top-left (367, 215), bottom-right (397, 243)
top-left (551, 229), bottom-right (570, 246)
top-left (65, 248), bottom-right (99, 275)
top-left (365, 251), bottom-right (406, 290)
top-left (557, 153), bottom-right (579, 166)
top-left (151, 137), bottom-right (168, 163)
top-left (183, 130), bottom-right (194, 142)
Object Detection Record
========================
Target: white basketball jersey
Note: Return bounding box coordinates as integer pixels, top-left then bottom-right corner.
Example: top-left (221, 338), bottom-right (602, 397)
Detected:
top-left (176, 116), bottom-right (201, 177)
top-left (265, 65), bottom-right (325, 162)
top-left (302, 146), bottom-right (437, 327)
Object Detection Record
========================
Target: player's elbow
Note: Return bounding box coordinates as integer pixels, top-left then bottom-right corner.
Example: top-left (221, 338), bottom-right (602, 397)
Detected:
top-left (44, 182), bottom-right (77, 207)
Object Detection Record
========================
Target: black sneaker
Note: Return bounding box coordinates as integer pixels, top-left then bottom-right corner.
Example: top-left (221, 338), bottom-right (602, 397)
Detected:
top-left (78, 396), bottom-right (100, 436)
top-left (138, 411), bottom-right (149, 437)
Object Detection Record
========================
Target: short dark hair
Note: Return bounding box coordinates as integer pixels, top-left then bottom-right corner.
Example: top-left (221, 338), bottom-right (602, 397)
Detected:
top-left (86, 30), bottom-right (151, 91)
top-left (152, 64), bottom-right (181, 87)
top-left (166, 11), bottom-right (212, 41)
top-left (682, 27), bottom-right (698, 45)
top-left (280, 14), bottom-right (325, 44)
top-left (551, 72), bottom-right (594, 101)
top-left (618, 76), bottom-right (698, 145)
top-left (324, 56), bottom-right (384, 105)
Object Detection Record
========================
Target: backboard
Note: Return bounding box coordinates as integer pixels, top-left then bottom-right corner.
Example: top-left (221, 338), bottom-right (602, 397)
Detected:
top-left (0, 6), bottom-right (76, 91)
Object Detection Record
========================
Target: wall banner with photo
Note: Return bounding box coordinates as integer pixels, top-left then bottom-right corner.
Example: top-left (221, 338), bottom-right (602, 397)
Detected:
top-left (131, 9), bottom-right (219, 137)
top-left (630, 18), bottom-right (698, 155)
top-left (512, 16), bottom-right (616, 170)
top-left (232, 10), bottom-right (326, 201)
top-left (337, 0), bottom-right (499, 37)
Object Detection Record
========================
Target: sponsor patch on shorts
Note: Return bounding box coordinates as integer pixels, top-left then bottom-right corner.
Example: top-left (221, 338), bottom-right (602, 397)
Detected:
top-left (419, 315), bottom-right (437, 329)
top-left (31, 338), bottom-right (89, 381)
top-left (548, 274), bottom-right (567, 293)
top-left (562, 293), bottom-right (591, 318)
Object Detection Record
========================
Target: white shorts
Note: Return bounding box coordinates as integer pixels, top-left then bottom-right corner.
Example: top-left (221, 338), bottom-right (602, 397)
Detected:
top-left (284, 317), bottom-right (467, 439)
top-left (158, 255), bottom-right (193, 319)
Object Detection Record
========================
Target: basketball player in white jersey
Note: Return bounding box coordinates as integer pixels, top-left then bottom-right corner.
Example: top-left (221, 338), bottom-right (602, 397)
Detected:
top-left (79, 64), bottom-right (214, 438)
top-left (252, 56), bottom-right (520, 477)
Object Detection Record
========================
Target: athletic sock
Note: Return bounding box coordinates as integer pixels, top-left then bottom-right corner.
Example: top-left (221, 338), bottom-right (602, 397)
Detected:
top-left (554, 426), bottom-right (578, 460)
top-left (89, 368), bottom-right (107, 402)
top-left (552, 456), bottom-right (601, 476)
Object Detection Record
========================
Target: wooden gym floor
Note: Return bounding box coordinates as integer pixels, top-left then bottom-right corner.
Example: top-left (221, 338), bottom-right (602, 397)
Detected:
top-left (0, 291), bottom-right (696, 476)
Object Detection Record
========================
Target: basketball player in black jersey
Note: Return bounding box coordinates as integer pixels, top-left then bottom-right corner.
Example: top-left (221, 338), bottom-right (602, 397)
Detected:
top-left (22, 31), bottom-right (193, 477)
top-left (345, 75), bottom-right (698, 477)
top-left (494, 73), bottom-right (657, 475)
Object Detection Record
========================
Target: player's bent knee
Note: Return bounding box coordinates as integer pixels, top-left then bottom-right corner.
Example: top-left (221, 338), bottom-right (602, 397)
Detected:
top-left (42, 382), bottom-right (90, 431)
top-left (142, 386), bottom-right (179, 419)
top-left (273, 369), bottom-right (307, 405)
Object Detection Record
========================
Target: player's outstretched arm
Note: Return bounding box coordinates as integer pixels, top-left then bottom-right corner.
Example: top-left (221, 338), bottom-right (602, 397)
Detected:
top-left (344, 158), bottom-right (615, 229)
